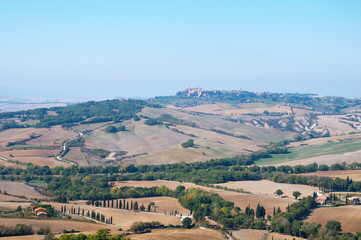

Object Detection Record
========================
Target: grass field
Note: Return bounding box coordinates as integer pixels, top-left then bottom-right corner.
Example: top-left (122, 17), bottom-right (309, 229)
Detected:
top-left (256, 139), bottom-right (361, 165)
top-left (113, 180), bottom-right (295, 215)
top-left (64, 147), bottom-right (88, 166)
top-left (215, 180), bottom-right (318, 198)
top-left (305, 205), bottom-right (361, 233)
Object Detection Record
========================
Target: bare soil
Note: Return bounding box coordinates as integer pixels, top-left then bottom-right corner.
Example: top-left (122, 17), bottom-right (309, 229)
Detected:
top-left (0, 182), bottom-right (46, 199)
top-left (305, 205), bottom-right (361, 233)
top-left (215, 180), bottom-right (318, 198)
top-left (296, 170), bottom-right (361, 181)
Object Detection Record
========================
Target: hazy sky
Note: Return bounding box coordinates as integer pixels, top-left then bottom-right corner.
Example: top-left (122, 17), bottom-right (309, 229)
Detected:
top-left (0, 1), bottom-right (360, 99)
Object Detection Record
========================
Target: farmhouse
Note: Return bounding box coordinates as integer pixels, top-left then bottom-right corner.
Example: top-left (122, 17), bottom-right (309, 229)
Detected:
top-left (34, 207), bottom-right (48, 217)
top-left (316, 192), bottom-right (330, 205)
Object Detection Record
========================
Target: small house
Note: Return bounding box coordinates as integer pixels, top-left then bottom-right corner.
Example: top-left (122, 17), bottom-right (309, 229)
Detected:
top-left (34, 207), bottom-right (47, 218)
top-left (316, 194), bottom-right (329, 205)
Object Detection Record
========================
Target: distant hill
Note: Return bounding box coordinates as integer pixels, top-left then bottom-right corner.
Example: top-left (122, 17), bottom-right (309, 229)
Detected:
top-left (0, 89), bottom-right (361, 167)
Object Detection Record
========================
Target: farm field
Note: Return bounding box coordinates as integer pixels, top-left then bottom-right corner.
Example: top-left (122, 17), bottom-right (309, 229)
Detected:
top-left (0, 149), bottom-right (68, 167)
top-left (215, 180), bottom-right (318, 198)
top-left (184, 103), bottom-right (315, 116)
top-left (141, 107), bottom-right (296, 143)
top-left (70, 196), bottom-right (190, 216)
top-left (0, 128), bottom-right (48, 148)
top-left (47, 202), bottom-right (182, 229)
top-left (296, 170), bottom-right (361, 181)
top-left (256, 139), bottom-right (361, 166)
top-left (129, 228), bottom-right (226, 240)
top-left (85, 119), bottom-right (190, 155)
top-left (113, 180), bottom-right (295, 215)
top-left (0, 181), bottom-right (47, 199)
top-left (317, 115), bottom-right (358, 136)
top-left (27, 126), bottom-right (77, 146)
top-left (64, 147), bottom-right (88, 166)
top-left (305, 205), bottom-right (361, 233)
top-left (289, 133), bottom-right (361, 147)
top-left (232, 229), bottom-right (306, 240)
top-left (0, 193), bottom-right (30, 202)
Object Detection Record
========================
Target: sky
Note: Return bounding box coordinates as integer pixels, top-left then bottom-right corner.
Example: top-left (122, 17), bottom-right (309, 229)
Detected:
top-left (0, 0), bottom-right (360, 99)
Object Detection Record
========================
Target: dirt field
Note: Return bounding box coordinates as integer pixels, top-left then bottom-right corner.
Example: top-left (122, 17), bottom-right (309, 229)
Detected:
top-left (305, 205), bottom-right (361, 233)
top-left (0, 128), bottom-right (48, 148)
top-left (0, 182), bottom-right (46, 199)
top-left (0, 193), bottom-right (30, 202)
top-left (232, 229), bottom-right (306, 240)
top-left (296, 170), bottom-right (361, 181)
top-left (0, 149), bottom-right (69, 167)
top-left (0, 217), bottom-right (107, 235)
top-left (215, 180), bottom-right (318, 198)
top-left (47, 202), bottom-right (182, 229)
top-left (113, 180), bottom-right (295, 215)
top-left (129, 228), bottom-right (226, 240)
top-left (70, 197), bottom-right (190, 216)
top-left (27, 126), bottom-right (77, 146)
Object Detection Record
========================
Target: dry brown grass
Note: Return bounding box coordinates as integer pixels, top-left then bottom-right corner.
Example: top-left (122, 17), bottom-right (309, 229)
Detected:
top-left (296, 170), bottom-right (361, 181)
top-left (184, 103), bottom-right (316, 116)
top-left (27, 126), bottom-right (77, 146)
top-left (232, 229), bottom-right (306, 240)
top-left (305, 205), bottom-right (361, 233)
top-left (0, 217), bottom-right (106, 235)
top-left (129, 228), bottom-right (226, 240)
top-left (215, 180), bottom-right (318, 198)
top-left (113, 180), bottom-right (295, 215)
top-left (272, 150), bottom-right (361, 167)
top-left (0, 194), bottom-right (30, 202)
top-left (0, 128), bottom-right (48, 148)
top-left (289, 133), bottom-right (361, 147)
top-left (317, 115), bottom-right (357, 136)
top-left (0, 182), bottom-right (46, 199)
top-left (65, 147), bottom-right (88, 166)
top-left (0, 149), bottom-right (68, 167)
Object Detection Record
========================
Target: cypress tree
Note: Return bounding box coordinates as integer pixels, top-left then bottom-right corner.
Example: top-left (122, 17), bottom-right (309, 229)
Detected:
top-left (126, 201), bottom-right (129, 210)
top-left (61, 206), bottom-right (63, 213)
top-left (116, 200), bottom-right (118, 208)
top-left (134, 201), bottom-right (138, 211)
top-left (123, 199), bottom-right (125, 209)
top-left (131, 200), bottom-right (133, 210)
top-left (119, 200), bottom-right (122, 209)
top-left (64, 205), bottom-right (66, 213)
top-left (110, 216), bottom-right (113, 224)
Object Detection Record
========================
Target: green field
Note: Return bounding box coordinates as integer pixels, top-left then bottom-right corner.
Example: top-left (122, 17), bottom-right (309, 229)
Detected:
top-left (256, 139), bottom-right (361, 165)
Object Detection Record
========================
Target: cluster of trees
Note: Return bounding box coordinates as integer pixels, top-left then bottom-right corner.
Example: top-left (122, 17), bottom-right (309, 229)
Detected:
top-left (129, 221), bottom-right (163, 232)
top-left (0, 99), bottom-right (152, 129)
top-left (56, 229), bottom-right (130, 240)
top-left (89, 198), bottom-right (150, 213)
top-left (144, 119), bottom-right (163, 126)
top-left (181, 139), bottom-right (194, 148)
top-left (104, 125), bottom-right (126, 133)
top-left (0, 224), bottom-right (33, 237)
top-left (177, 187), bottom-right (266, 229)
